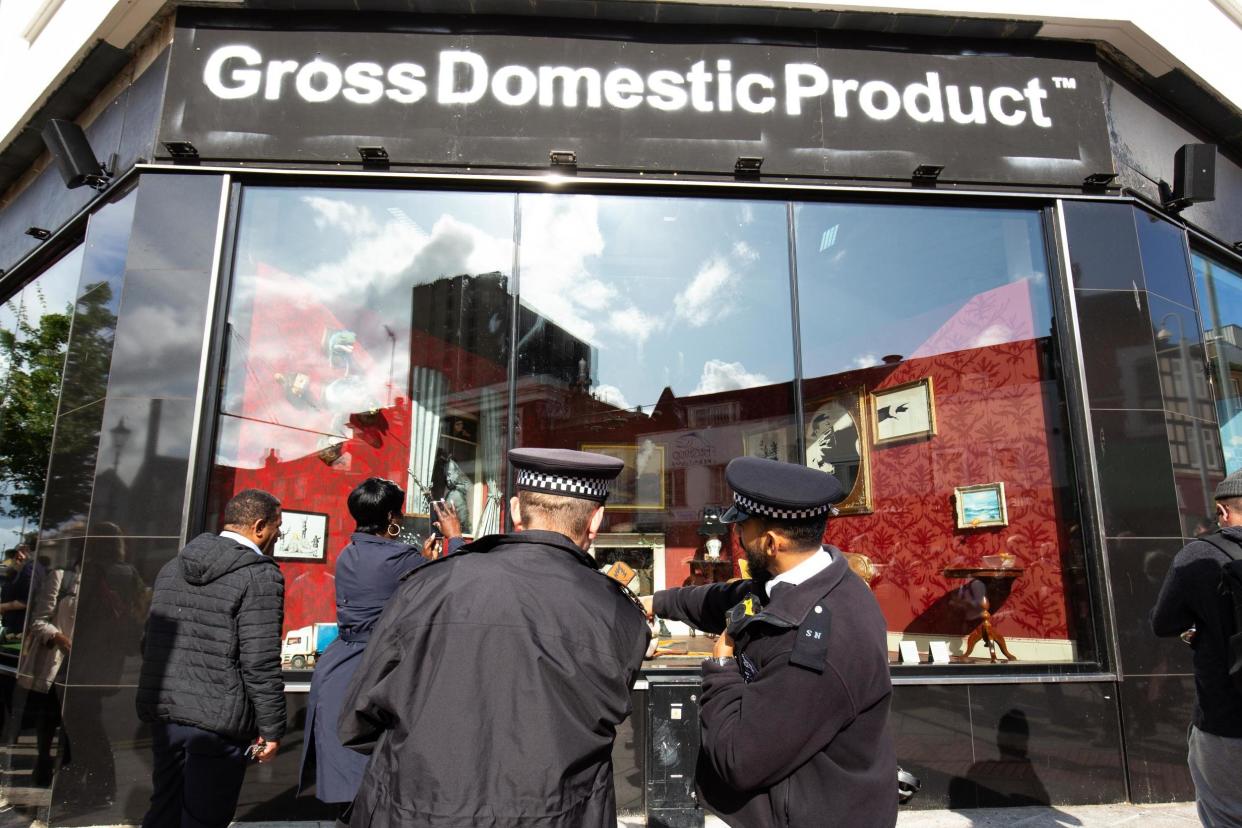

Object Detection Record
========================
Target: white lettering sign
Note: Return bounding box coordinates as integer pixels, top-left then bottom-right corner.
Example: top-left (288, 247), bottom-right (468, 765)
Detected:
top-left (198, 43), bottom-right (1065, 129)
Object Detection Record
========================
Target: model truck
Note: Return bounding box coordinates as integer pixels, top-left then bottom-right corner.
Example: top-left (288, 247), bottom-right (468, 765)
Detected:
top-left (281, 622), bottom-right (339, 670)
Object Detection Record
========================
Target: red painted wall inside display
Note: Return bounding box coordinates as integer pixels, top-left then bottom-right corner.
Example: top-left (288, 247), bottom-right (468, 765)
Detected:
top-left (214, 265), bottom-right (507, 636)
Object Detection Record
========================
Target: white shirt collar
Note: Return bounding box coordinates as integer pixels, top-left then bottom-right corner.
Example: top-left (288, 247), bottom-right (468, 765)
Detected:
top-left (220, 530), bottom-right (263, 557)
top-left (765, 547), bottom-right (833, 597)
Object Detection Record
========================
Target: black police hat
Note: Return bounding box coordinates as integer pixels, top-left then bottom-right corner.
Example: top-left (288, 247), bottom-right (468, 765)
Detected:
top-left (509, 448), bottom-right (624, 503)
top-left (719, 456), bottom-right (846, 523)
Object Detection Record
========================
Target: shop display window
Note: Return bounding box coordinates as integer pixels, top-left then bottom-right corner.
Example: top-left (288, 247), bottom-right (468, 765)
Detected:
top-left (207, 185), bottom-right (1101, 671)
top-left (795, 203), bottom-right (1091, 665)
top-left (1194, 250), bottom-right (1242, 481)
top-left (207, 188), bottom-right (515, 671)
top-left (513, 193), bottom-right (798, 656)
top-left (0, 245), bottom-right (83, 662)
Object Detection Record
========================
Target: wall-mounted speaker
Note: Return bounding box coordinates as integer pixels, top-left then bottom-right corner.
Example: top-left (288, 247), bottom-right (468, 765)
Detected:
top-left (1167, 143), bottom-right (1216, 208)
top-left (41, 119), bottom-right (105, 189)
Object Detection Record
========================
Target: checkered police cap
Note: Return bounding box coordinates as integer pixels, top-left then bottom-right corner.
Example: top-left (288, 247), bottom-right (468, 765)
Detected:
top-left (516, 468), bottom-right (611, 501)
top-left (732, 492), bottom-right (833, 520)
top-left (719, 455), bottom-right (846, 524)
top-left (509, 448), bottom-right (625, 504)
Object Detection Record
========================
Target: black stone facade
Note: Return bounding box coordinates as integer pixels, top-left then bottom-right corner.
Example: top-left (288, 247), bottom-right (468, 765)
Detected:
top-left (2, 9), bottom-right (1242, 824)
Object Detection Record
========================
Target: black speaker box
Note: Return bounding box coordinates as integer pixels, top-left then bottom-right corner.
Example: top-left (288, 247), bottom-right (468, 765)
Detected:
top-left (41, 118), bottom-right (103, 189)
top-left (1173, 143), bottom-right (1216, 204)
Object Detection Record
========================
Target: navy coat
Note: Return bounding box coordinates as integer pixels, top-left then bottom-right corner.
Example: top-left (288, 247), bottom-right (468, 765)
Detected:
top-left (301, 533), bottom-right (426, 803)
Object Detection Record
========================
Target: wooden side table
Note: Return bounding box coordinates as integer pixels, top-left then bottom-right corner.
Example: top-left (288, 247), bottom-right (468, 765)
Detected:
top-left (942, 567), bottom-right (1024, 662)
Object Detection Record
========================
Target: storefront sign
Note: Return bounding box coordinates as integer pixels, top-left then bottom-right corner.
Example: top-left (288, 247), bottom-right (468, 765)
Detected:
top-left (160, 14), bottom-right (1113, 186)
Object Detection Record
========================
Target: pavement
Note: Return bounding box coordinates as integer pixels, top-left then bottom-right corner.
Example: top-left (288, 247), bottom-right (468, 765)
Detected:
top-left (0, 802), bottom-right (1202, 828)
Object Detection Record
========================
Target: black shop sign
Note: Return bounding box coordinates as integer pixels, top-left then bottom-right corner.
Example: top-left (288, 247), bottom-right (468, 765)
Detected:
top-left (160, 14), bottom-right (1113, 186)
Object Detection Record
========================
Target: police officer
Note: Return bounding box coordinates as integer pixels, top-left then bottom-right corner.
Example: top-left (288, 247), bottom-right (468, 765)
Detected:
top-left (648, 456), bottom-right (897, 828)
top-left (339, 448), bottom-right (650, 828)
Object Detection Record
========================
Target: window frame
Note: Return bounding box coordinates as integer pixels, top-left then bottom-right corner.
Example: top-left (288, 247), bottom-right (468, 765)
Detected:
top-left (185, 170), bottom-right (1116, 682)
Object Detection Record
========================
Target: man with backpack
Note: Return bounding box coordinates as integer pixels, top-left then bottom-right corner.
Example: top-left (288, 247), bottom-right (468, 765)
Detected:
top-left (1151, 470), bottom-right (1242, 827)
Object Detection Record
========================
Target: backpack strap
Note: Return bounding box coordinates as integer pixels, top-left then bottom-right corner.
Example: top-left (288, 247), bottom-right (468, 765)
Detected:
top-left (1200, 532), bottom-right (1242, 563)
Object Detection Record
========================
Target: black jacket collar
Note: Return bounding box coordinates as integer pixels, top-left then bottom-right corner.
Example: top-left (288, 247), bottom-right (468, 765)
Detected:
top-left (758, 547), bottom-right (850, 627)
top-left (458, 529), bottom-right (598, 570)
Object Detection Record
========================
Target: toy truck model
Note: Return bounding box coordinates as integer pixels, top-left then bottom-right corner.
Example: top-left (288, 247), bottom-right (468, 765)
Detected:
top-left (281, 622), bottom-right (339, 669)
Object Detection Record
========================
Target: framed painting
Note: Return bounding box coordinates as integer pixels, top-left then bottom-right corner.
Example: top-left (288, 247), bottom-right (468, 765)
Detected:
top-left (272, 511), bottom-right (329, 561)
top-left (872, 377), bottom-right (936, 445)
top-left (804, 387), bottom-right (872, 515)
top-left (581, 442), bottom-right (666, 510)
top-left (743, 424), bottom-right (795, 463)
top-left (954, 482), bottom-right (1009, 529)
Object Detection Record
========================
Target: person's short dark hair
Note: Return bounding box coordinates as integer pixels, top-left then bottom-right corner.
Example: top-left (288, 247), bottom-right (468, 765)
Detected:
top-left (348, 478), bottom-right (405, 535)
top-left (758, 514), bottom-right (828, 550)
top-left (222, 489), bottom-right (281, 529)
top-left (517, 490), bottom-right (599, 537)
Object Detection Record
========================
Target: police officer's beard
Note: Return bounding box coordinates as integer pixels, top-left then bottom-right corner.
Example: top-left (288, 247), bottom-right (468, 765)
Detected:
top-left (742, 540), bottom-right (775, 588)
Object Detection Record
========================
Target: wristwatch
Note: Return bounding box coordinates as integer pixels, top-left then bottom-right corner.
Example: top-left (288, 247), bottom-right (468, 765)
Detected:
top-left (705, 656), bottom-right (735, 667)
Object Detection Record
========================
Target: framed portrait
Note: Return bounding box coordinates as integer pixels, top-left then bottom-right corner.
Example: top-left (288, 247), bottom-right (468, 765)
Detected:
top-left (804, 387), bottom-right (872, 515)
top-left (872, 377), bottom-right (937, 445)
top-left (581, 442), bottom-right (666, 510)
top-left (954, 482), bottom-right (1009, 529)
top-left (743, 425), bottom-right (794, 463)
top-left (273, 511), bottom-right (329, 561)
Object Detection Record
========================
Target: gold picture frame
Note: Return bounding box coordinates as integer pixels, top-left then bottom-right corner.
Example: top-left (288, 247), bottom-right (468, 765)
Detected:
top-left (954, 482), bottom-right (1009, 529)
top-left (872, 377), bottom-right (937, 445)
top-left (580, 443), bottom-right (666, 510)
top-left (804, 387), bottom-right (872, 515)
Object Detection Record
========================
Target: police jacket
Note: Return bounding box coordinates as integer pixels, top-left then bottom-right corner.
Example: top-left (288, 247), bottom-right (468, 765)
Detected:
top-left (339, 529), bottom-right (650, 828)
top-left (654, 548), bottom-right (896, 828)
top-left (136, 533), bottom-right (286, 741)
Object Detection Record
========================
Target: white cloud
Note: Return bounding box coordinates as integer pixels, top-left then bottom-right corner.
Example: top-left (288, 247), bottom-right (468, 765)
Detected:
top-left (674, 255), bottom-right (737, 327)
top-left (691, 359), bottom-right (772, 395)
top-left (852, 353), bottom-right (881, 369)
top-left (516, 194), bottom-right (611, 345)
top-left (971, 324), bottom-right (1013, 348)
top-left (285, 196), bottom-right (513, 309)
top-left (607, 306), bottom-right (662, 345)
top-left (738, 203), bottom-right (755, 225)
top-left (732, 240), bottom-right (759, 263)
top-left (593, 383), bottom-right (631, 410)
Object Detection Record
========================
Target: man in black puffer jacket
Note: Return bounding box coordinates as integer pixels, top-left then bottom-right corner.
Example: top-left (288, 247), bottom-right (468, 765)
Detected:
top-left (137, 489), bottom-right (287, 828)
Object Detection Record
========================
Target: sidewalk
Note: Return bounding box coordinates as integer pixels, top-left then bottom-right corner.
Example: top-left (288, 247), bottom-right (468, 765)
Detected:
top-left (0, 802), bottom-right (1200, 828)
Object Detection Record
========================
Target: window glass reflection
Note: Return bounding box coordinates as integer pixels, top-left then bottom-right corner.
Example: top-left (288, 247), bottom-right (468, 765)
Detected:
top-left (515, 193), bottom-right (796, 633)
top-left (1194, 252), bottom-right (1242, 479)
top-left (0, 244), bottom-right (83, 669)
top-left (795, 203), bottom-right (1090, 664)
top-left (209, 188), bottom-right (514, 670)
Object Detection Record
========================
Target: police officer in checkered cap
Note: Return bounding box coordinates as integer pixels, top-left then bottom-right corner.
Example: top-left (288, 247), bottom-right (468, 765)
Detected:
top-left (340, 448), bottom-right (650, 828)
top-left (648, 455), bottom-right (898, 828)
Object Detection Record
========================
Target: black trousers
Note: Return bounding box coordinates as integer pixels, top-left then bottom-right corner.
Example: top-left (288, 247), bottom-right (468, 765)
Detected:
top-left (141, 722), bottom-right (249, 828)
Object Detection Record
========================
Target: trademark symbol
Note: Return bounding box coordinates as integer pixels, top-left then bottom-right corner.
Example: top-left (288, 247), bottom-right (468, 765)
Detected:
top-left (1052, 77), bottom-right (1076, 90)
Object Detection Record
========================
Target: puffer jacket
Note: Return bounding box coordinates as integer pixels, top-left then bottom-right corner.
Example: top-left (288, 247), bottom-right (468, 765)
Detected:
top-left (136, 533), bottom-right (287, 741)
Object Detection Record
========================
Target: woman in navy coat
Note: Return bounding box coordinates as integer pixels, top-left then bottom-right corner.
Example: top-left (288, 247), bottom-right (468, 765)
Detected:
top-left (300, 478), bottom-right (461, 809)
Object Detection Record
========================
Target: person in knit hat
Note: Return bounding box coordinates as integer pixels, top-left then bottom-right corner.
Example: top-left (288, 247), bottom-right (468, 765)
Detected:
top-left (1151, 469), bottom-right (1242, 826)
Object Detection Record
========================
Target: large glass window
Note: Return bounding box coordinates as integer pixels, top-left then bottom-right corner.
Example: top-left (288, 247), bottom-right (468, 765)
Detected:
top-left (209, 188), bottom-right (514, 670)
top-left (0, 246), bottom-right (83, 657)
top-left (514, 194), bottom-right (796, 635)
top-left (208, 186), bottom-right (1097, 669)
top-left (795, 203), bottom-right (1090, 666)
top-left (1194, 250), bottom-right (1242, 476)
